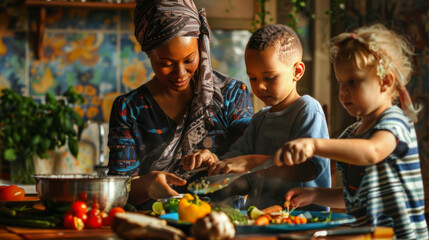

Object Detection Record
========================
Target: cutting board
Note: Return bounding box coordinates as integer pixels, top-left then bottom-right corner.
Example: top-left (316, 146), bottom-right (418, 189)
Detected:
top-left (3, 226), bottom-right (118, 240)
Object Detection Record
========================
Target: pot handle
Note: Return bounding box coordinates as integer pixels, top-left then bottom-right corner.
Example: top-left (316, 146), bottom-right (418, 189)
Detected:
top-left (126, 176), bottom-right (140, 193)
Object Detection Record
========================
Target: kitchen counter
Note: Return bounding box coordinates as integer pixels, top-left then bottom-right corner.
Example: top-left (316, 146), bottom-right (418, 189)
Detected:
top-left (0, 198), bottom-right (393, 240)
top-left (0, 224), bottom-right (393, 240)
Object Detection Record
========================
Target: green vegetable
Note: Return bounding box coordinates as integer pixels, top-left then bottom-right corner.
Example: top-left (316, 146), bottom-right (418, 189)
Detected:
top-left (124, 203), bottom-right (137, 212)
top-left (214, 207), bottom-right (248, 224)
top-left (0, 212), bottom-right (57, 228)
top-left (0, 205), bottom-right (16, 217)
top-left (164, 198), bottom-right (179, 213)
top-left (325, 212), bottom-right (332, 222)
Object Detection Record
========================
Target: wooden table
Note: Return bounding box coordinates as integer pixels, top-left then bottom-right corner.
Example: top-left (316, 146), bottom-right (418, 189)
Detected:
top-left (0, 225), bottom-right (393, 240)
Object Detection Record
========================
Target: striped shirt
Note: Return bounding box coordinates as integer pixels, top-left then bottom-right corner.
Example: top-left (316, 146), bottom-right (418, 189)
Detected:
top-left (337, 106), bottom-right (428, 239)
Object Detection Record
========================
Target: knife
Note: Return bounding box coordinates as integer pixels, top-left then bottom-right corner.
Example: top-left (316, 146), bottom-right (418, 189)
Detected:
top-left (278, 226), bottom-right (375, 239)
top-left (186, 166), bottom-right (209, 174)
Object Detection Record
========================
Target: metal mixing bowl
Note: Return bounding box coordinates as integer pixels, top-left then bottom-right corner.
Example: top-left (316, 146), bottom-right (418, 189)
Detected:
top-left (32, 174), bottom-right (137, 213)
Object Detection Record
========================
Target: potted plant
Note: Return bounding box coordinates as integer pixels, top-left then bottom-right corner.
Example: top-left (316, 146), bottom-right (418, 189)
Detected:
top-left (0, 87), bottom-right (84, 184)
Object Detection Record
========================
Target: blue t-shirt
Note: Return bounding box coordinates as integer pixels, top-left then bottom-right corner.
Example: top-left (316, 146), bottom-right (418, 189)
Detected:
top-left (222, 95), bottom-right (331, 210)
top-left (337, 106), bottom-right (428, 239)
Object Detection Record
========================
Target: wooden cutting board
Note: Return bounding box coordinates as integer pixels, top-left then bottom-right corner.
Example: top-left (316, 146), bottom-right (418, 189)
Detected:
top-left (3, 226), bottom-right (118, 240)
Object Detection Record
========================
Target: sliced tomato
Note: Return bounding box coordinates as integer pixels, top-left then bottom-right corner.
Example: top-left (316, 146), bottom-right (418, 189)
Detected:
top-left (63, 214), bottom-right (84, 230)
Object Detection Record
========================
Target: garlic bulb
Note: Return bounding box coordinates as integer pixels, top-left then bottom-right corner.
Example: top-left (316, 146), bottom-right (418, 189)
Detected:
top-left (191, 211), bottom-right (236, 240)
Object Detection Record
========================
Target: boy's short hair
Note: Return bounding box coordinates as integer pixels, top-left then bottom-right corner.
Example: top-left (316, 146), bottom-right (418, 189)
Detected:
top-left (246, 24), bottom-right (303, 64)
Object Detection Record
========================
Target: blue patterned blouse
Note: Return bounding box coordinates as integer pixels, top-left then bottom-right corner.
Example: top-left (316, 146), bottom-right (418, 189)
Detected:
top-left (107, 74), bottom-right (253, 179)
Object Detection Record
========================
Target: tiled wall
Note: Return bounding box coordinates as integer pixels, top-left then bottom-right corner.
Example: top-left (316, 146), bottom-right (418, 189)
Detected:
top-left (0, 5), bottom-right (251, 173)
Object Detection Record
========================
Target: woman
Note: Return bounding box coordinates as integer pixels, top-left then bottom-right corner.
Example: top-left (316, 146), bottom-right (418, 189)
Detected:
top-left (107, 0), bottom-right (253, 209)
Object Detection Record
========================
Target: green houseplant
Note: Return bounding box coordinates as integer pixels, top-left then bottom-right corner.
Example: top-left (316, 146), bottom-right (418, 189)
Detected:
top-left (0, 87), bottom-right (84, 184)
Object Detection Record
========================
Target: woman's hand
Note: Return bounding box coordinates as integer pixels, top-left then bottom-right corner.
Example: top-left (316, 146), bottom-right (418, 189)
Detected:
top-left (274, 138), bottom-right (315, 166)
top-left (129, 171), bottom-right (187, 205)
top-left (181, 149), bottom-right (219, 171)
top-left (147, 171), bottom-right (187, 200)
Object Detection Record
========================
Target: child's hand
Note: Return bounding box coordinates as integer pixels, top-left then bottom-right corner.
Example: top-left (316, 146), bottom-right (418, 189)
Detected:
top-left (208, 156), bottom-right (256, 175)
top-left (181, 149), bottom-right (219, 171)
top-left (274, 138), bottom-right (315, 166)
top-left (285, 187), bottom-right (317, 209)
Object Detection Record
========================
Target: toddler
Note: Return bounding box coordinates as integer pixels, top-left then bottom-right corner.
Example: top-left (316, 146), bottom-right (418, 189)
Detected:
top-left (182, 24), bottom-right (331, 210)
top-left (275, 24), bottom-right (428, 239)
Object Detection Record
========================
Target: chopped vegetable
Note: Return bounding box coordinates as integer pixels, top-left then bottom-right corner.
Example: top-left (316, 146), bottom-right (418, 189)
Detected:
top-left (255, 214), bottom-right (270, 225)
top-left (215, 207), bottom-right (248, 224)
top-left (262, 205), bottom-right (283, 214)
top-left (164, 198), bottom-right (179, 213)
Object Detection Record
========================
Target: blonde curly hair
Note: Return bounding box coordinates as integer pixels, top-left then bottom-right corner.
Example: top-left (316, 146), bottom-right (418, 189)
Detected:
top-left (330, 24), bottom-right (421, 122)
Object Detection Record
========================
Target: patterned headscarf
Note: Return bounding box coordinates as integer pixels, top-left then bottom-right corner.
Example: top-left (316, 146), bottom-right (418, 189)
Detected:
top-left (134, 0), bottom-right (224, 179)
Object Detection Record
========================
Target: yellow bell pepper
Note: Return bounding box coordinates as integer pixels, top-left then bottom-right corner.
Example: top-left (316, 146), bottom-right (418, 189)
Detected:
top-left (178, 193), bottom-right (211, 223)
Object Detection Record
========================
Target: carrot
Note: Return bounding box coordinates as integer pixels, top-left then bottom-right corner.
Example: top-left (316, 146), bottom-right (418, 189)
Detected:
top-left (261, 205), bottom-right (283, 214)
top-left (255, 214), bottom-right (270, 225)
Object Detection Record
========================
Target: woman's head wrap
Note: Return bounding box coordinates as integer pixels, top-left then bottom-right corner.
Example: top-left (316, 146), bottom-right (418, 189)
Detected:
top-left (134, 0), bottom-right (224, 179)
top-left (134, 0), bottom-right (215, 107)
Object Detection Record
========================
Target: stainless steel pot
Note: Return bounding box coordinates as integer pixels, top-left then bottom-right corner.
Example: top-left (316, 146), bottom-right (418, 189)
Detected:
top-left (32, 174), bottom-right (137, 213)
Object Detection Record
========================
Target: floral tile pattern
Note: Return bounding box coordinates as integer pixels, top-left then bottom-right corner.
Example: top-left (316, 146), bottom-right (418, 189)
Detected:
top-left (0, 7), bottom-right (257, 173)
top-left (0, 33), bottom-right (26, 93)
top-left (33, 8), bottom-right (118, 30)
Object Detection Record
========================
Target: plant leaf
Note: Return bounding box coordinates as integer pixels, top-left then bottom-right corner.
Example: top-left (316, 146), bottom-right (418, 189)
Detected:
top-left (68, 136), bottom-right (79, 158)
top-left (4, 149), bottom-right (17, 161)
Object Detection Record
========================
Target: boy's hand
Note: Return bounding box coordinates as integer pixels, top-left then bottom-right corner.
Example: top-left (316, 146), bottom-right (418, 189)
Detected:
top-left (274, 138), bottom-right (315, 166)
top-left (208, 157), bottom-right (254, 175)
top-left (181, 149), bottom-right (219, 171)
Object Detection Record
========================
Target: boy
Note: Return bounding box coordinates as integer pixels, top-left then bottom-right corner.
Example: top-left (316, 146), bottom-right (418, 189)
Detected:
top-left (182, 24), bottom-right (331, 210)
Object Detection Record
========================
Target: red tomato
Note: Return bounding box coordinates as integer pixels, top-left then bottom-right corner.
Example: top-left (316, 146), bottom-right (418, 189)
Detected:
top-left (71, 201), bottom-right (87, 214)
top-left (87, 209), bottom-right (100, 218)
top-left (75, 211), bottom-right (88, 225)
top-left (87, 215), bottom-right (103, 229)
top-left (63, 213), bottom-right (75, 229)
top-left (78, 191), bottom-right (87, 202)
top-left (101, 212), bottom-right (110, 226)
top-left (0, 185), bottom-right (25, 201)
top-left (91, 202), bottom-right (100, 210)
top-left (107, 207), bottom-right (125, 226)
